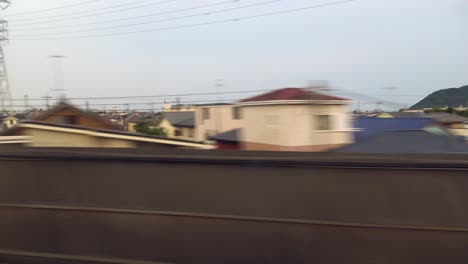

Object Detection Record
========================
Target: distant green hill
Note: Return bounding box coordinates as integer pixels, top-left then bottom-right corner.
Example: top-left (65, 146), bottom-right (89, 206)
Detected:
top-left (410, 85), bottom-right (468, 109)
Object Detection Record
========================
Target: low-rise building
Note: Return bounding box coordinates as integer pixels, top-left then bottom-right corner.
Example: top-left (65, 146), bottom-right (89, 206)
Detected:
top-left (33, 101), bottom-right (116, 130)
top-left (1, 115), bottom-right (19, 129)
top-left (236, 88), bottom-right (354, 151)
top-left (194, 103), bottom-right (243, 141)
top-left (335, 127), bottom-right (468, 154)
top-left (0, 120), bottom-right (213, 149)
top-left (354, 117), bottom-right (435, 142)
top-left (158, 111), bottom-right (196, 141)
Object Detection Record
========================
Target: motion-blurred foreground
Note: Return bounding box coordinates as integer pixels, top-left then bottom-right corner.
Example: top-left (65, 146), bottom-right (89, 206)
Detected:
top-left (1, 88), bottom-right (468, 263)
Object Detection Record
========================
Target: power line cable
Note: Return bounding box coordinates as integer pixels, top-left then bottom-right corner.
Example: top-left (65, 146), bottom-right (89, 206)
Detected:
top-left (10, 0), bottom-right (355, 40)
top-left (11, 0), bottom-right (280, 37)
top-left (4, 0), bottom-right (103, 17)
top-left (11, 0), bottom-right (239, 31)
top-left (8, 89), bottom-right (274, 101)
top-left (13, 98), bottom-right (246, 108)
top-left (8, 0), bottom-right (177, 22)
top-left (8, 0), bottom-right (176, 25)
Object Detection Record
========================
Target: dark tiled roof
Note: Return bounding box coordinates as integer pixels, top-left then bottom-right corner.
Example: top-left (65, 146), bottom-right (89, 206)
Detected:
top-left (33, 101), bottom-right (116, 129)
top-left (239, 88), bottom-right (347, 103)
top-left (125, 114), bottom-right (143, 123)
top-left (14, 113), bottom-right (28, 120)
top-left (210, 129), bottom-right (240, 142)
top-left (127, 113), bottom-right (162, 124)
top-left (335, 130), bottom-right (468, 154)
top-left (379, 112), bottom-right (428, 118)
top-left (426, 112), bottom-right (468, 124)
top-left (355, 117), bottom-right (434, 142)
top-left (162, 112), bottom-right (194, 128)
top-left (175, 118), bottom-right (195, 127)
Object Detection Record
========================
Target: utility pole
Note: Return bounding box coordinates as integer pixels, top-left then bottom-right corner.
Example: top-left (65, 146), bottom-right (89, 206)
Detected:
top-left (42, 94), bottom-right (52, 110)
top-left (24, 94), bottom-right (29, 111)
top-left (149, 102), bottom-right (155, 112)
top-left (49, 55), bottom-right (66, 99)
top-left (0, 1), bottom-right (12, 112)
top-left (85, 101), bottom-right (90, 112)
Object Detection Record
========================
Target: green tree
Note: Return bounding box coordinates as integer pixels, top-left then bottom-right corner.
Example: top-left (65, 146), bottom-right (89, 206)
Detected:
top-left (135, 122), bottom-right (167, 137)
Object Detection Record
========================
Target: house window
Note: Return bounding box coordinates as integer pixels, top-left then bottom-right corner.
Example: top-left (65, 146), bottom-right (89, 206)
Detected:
top-left (9, 120), bottom-right (14, 125)
top-left (232, 107), bottom-right (242, 120)
top-left (188, 129), bottom-right (194, 138)
top-left (174, 130), bottom-right (183, 136)
top-left (316, 115), bottom-right (333, 130)
top-left (202, 108), bottom-right (210, 120)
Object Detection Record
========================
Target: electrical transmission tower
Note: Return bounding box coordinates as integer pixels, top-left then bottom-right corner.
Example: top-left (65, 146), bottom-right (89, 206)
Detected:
top-left (0, 0), bottom-right (12, 112)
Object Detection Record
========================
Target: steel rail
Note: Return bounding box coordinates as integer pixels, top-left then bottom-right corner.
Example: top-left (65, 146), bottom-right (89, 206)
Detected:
top-left (2, 203), bottom-right (468, 233)
top-left (1, 152), bottom-right (468, 171)
top-left (0, 249), bottom-right (173, 264)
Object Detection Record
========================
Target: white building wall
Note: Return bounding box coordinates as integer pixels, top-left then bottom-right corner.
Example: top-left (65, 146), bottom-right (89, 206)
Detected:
top-left (195, 105), bottom-right (243, 141)
top-left (21, 128), bottom-right (136, 148)
top-left (241, 104), bottom-right (353, 149)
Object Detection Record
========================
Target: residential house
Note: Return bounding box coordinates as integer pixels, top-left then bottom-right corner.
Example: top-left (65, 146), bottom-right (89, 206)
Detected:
top-left (125, 112), bottom-right (144, 132)
top-left (354, 117), bottom-right (435, 142)
top-left (426, 112), bottom-right (468, 140)
top-left (33, 101), bottom-right (116, 130)
top-left (335, 127), bottom-right (468, 154)
top-left (0, 120), bottom-right (213, 149)
top-left (236, 88), bottom-right (354, 152)
top-left (375, 112), bottom-right (428, 118)
top-left (426, 112), bottom-right (468, 129)
top-left (194, 103), bottom-right (243, 141)
top-left (103, 112), bottom-right (128, 129)
top-left (1, 115), bottom-right (19, 130)
top-left (127, 112), bottom-right (162, 133)
top-left (158, 111), bottom-right (195, 141)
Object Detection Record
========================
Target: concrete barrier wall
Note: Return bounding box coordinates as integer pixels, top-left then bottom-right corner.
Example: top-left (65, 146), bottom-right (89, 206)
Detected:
top-left (0, 150), bottom-right (468, 263)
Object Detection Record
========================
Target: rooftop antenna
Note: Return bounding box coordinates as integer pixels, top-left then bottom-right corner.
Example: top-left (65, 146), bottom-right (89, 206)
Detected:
top-left (24, 94), bottom-right (29, 111)
top-left (307, 80), bottom-right (330, 92)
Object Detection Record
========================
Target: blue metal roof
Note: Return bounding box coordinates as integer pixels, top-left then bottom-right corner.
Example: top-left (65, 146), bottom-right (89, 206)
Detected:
top-left (354, 117), bottom-right (434, 142)
top-left (336, 130), bottom-right (468, 154)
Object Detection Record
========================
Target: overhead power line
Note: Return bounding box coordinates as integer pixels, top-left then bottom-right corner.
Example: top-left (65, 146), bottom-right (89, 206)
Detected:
top-left (8, 0), bottom-right (176, 25)
top-left (12, 98), bottom-right (246, 108)
top-left (4, 0), bottom-right (102, 17)
top-left (11, 0), bottom-right (239, 31)
top-left (10, 0), bottom-right (355, 40)
top-left (8, 89), bottom-right (274, 102)
top-left (10, 0), bottom-right (280, 37)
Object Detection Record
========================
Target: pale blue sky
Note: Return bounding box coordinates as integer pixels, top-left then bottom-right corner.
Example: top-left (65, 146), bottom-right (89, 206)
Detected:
top-left (3, 0), bottom-right (468, 110)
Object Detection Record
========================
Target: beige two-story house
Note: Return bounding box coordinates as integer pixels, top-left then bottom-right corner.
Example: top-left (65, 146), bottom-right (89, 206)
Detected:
top-left (237, 88), bottom-right (354, 151)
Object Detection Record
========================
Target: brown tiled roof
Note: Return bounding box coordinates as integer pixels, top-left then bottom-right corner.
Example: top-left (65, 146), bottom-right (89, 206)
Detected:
top-left (239, 88), bottom-right (347, 103)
